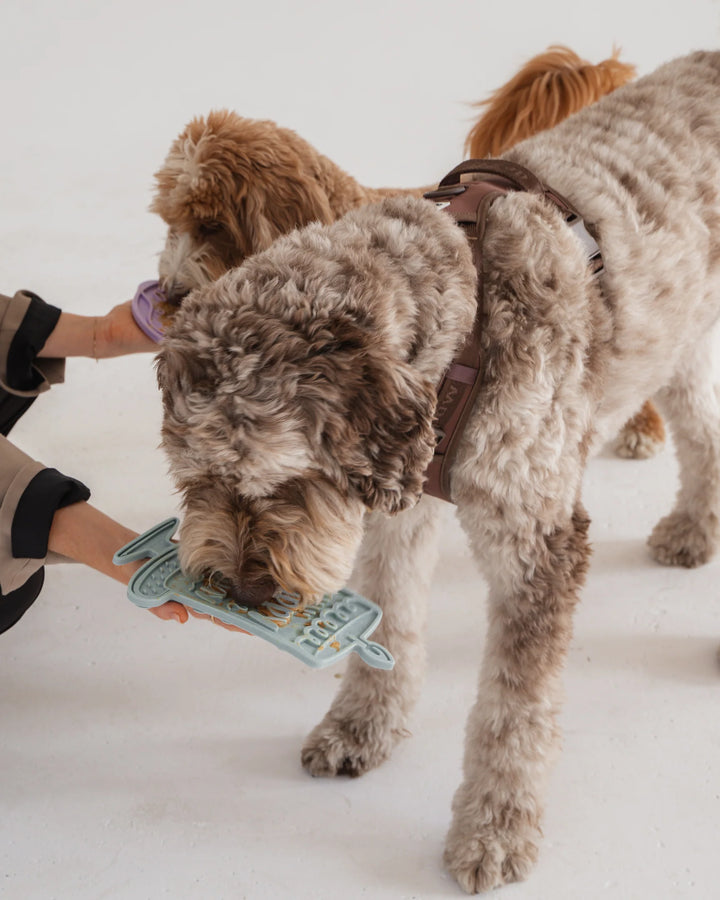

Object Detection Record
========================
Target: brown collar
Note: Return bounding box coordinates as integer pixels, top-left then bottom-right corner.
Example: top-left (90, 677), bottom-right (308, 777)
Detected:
top-left (422, 159), bottom-right (603, 503)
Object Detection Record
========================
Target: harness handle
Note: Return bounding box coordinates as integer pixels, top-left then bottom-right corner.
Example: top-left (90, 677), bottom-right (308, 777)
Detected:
top-left (438, 158), bottom-right (546, 194)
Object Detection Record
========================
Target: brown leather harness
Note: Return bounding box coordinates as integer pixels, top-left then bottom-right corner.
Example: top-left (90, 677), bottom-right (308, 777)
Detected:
top-left (422, 159), bottom-right (604, 503)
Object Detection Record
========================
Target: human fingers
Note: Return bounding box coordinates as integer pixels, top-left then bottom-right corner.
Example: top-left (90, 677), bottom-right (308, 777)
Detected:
top-left (149, 600), bottom-right (189, 623)
top-left (187, 607), bottom-right (250, 634)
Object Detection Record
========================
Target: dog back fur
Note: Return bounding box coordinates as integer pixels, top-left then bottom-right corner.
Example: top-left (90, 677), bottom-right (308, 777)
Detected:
top-left (494, 50), bottom-right (720, 441)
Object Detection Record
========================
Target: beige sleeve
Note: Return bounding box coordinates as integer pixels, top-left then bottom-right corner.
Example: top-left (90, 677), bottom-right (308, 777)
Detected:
top-left (0, 290), bottom-right (65, 395)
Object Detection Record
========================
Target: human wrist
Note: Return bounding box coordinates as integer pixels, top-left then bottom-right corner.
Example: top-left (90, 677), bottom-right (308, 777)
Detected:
top-left (37, 313), bottom-right (96, 359)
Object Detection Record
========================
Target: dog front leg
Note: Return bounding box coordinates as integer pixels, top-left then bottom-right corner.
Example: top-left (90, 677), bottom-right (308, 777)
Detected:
top-left (301, 494), bottom-right (444, 777)
top-left (444, 502), bottom-right (591, 893)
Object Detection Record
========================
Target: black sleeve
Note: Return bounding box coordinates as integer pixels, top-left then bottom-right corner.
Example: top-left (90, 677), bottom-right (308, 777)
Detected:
top-left (0, 392), bottom-right (36, 437)
top-left (0, 291), bottom-right (63, 436)
top-left (11, 467), bottom-right (91, 560)
top-left (5, 291), bottom-right (62, 392)
top-left (0, 568), bottom-right (45, 634)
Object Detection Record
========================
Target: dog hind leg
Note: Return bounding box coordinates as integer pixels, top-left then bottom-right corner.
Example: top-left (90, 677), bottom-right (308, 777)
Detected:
top-left (648, 337), bottom-right (720, 567)
top-left (301, 495), bottom-right (444, 777)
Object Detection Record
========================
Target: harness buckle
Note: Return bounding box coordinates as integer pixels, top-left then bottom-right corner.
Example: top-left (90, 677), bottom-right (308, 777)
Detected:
top-left (566, 214), bottom-right (604, 276)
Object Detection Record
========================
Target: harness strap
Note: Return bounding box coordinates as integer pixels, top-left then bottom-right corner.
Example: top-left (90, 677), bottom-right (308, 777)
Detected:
top-left (423, 159), bottom-right (603, 502)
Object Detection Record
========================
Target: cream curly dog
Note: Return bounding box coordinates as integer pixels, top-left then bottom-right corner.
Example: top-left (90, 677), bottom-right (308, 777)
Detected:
top-left (156, 51), bottom-right (720, 892)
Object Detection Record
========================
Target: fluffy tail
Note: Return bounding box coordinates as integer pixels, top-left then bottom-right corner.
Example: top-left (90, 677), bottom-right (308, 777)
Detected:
top-left (465, 45), bottom-right (636, 157)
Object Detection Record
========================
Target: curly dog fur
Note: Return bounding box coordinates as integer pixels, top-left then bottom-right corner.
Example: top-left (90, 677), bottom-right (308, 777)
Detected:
top-left (158, 50), bottom-right (720, 892)
top-left (464, 44), bottom-right (635, 157)
top-left (465, 44), bottom-right (663, 460)
top-left (150, 112), bottom-right (402, 303)
top-left (152, 46), bottom-right (633, 303)
top-left (151, 45), bottom-right (661, 460)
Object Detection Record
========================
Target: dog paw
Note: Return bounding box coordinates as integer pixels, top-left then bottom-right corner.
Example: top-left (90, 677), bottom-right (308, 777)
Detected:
top-left (443, 812), bottom-right (539, 893)
top-left (615, 400), bottom-right (665, 459)
top-left (648, 510), bottom-right (718, 568)
top-left (301, 713), bottom-right (402, 778)
top-left (615, 426), bottom-right (664, 459)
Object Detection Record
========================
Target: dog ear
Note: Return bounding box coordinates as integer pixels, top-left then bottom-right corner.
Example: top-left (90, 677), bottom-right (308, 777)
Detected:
top-left (151, 111), bottom-right (249, 236)
top-left (327, 361), bottom-right (438, 515)
top-left (240, 174), bottom-right (335, 254)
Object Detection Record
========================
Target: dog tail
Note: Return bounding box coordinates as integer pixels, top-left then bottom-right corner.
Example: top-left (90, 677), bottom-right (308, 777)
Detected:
top-left (464, 45), bottom-right (636, 158)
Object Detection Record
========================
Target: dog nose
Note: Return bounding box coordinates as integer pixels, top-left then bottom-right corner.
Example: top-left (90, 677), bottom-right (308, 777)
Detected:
top-left (230, 575), bottom-right (278, 608)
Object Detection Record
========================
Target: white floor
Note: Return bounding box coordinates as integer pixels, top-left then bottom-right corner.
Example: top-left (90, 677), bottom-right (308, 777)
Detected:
top-left (3, 405), bottom-right (720, 900)
top-left (2, 2), bottom-right (720, 898)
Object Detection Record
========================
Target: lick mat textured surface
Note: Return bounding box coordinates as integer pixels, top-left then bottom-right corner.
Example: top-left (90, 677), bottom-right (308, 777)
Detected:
top-left (113, 518), bottom-right (394, 670)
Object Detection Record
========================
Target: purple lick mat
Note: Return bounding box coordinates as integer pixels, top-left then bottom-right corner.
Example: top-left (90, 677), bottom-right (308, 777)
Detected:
top-left (131, 280), bottom-right (167, 342)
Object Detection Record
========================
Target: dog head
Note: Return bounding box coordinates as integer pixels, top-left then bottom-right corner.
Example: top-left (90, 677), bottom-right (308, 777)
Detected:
top-left (155, 204), bottom-right (464, 606)
top-left (157, 196), bottom-right (476, 607)
top-left (151, 110), bottom-right (367, 303)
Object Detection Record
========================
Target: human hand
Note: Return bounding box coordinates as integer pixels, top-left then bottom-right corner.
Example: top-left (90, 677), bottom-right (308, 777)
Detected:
top-left (95, 300), bottom-right (158, 357)
top-left (185, 606), bottom-right (250, 633)
top-left (148, 600), bottom-right (249, 633)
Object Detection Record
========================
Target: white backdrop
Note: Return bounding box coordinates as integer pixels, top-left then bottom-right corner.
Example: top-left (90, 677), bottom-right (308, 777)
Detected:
top-left (2, 3), bottom-right (720, 899)
top-left (2, 0), bottom-right (719, 301)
